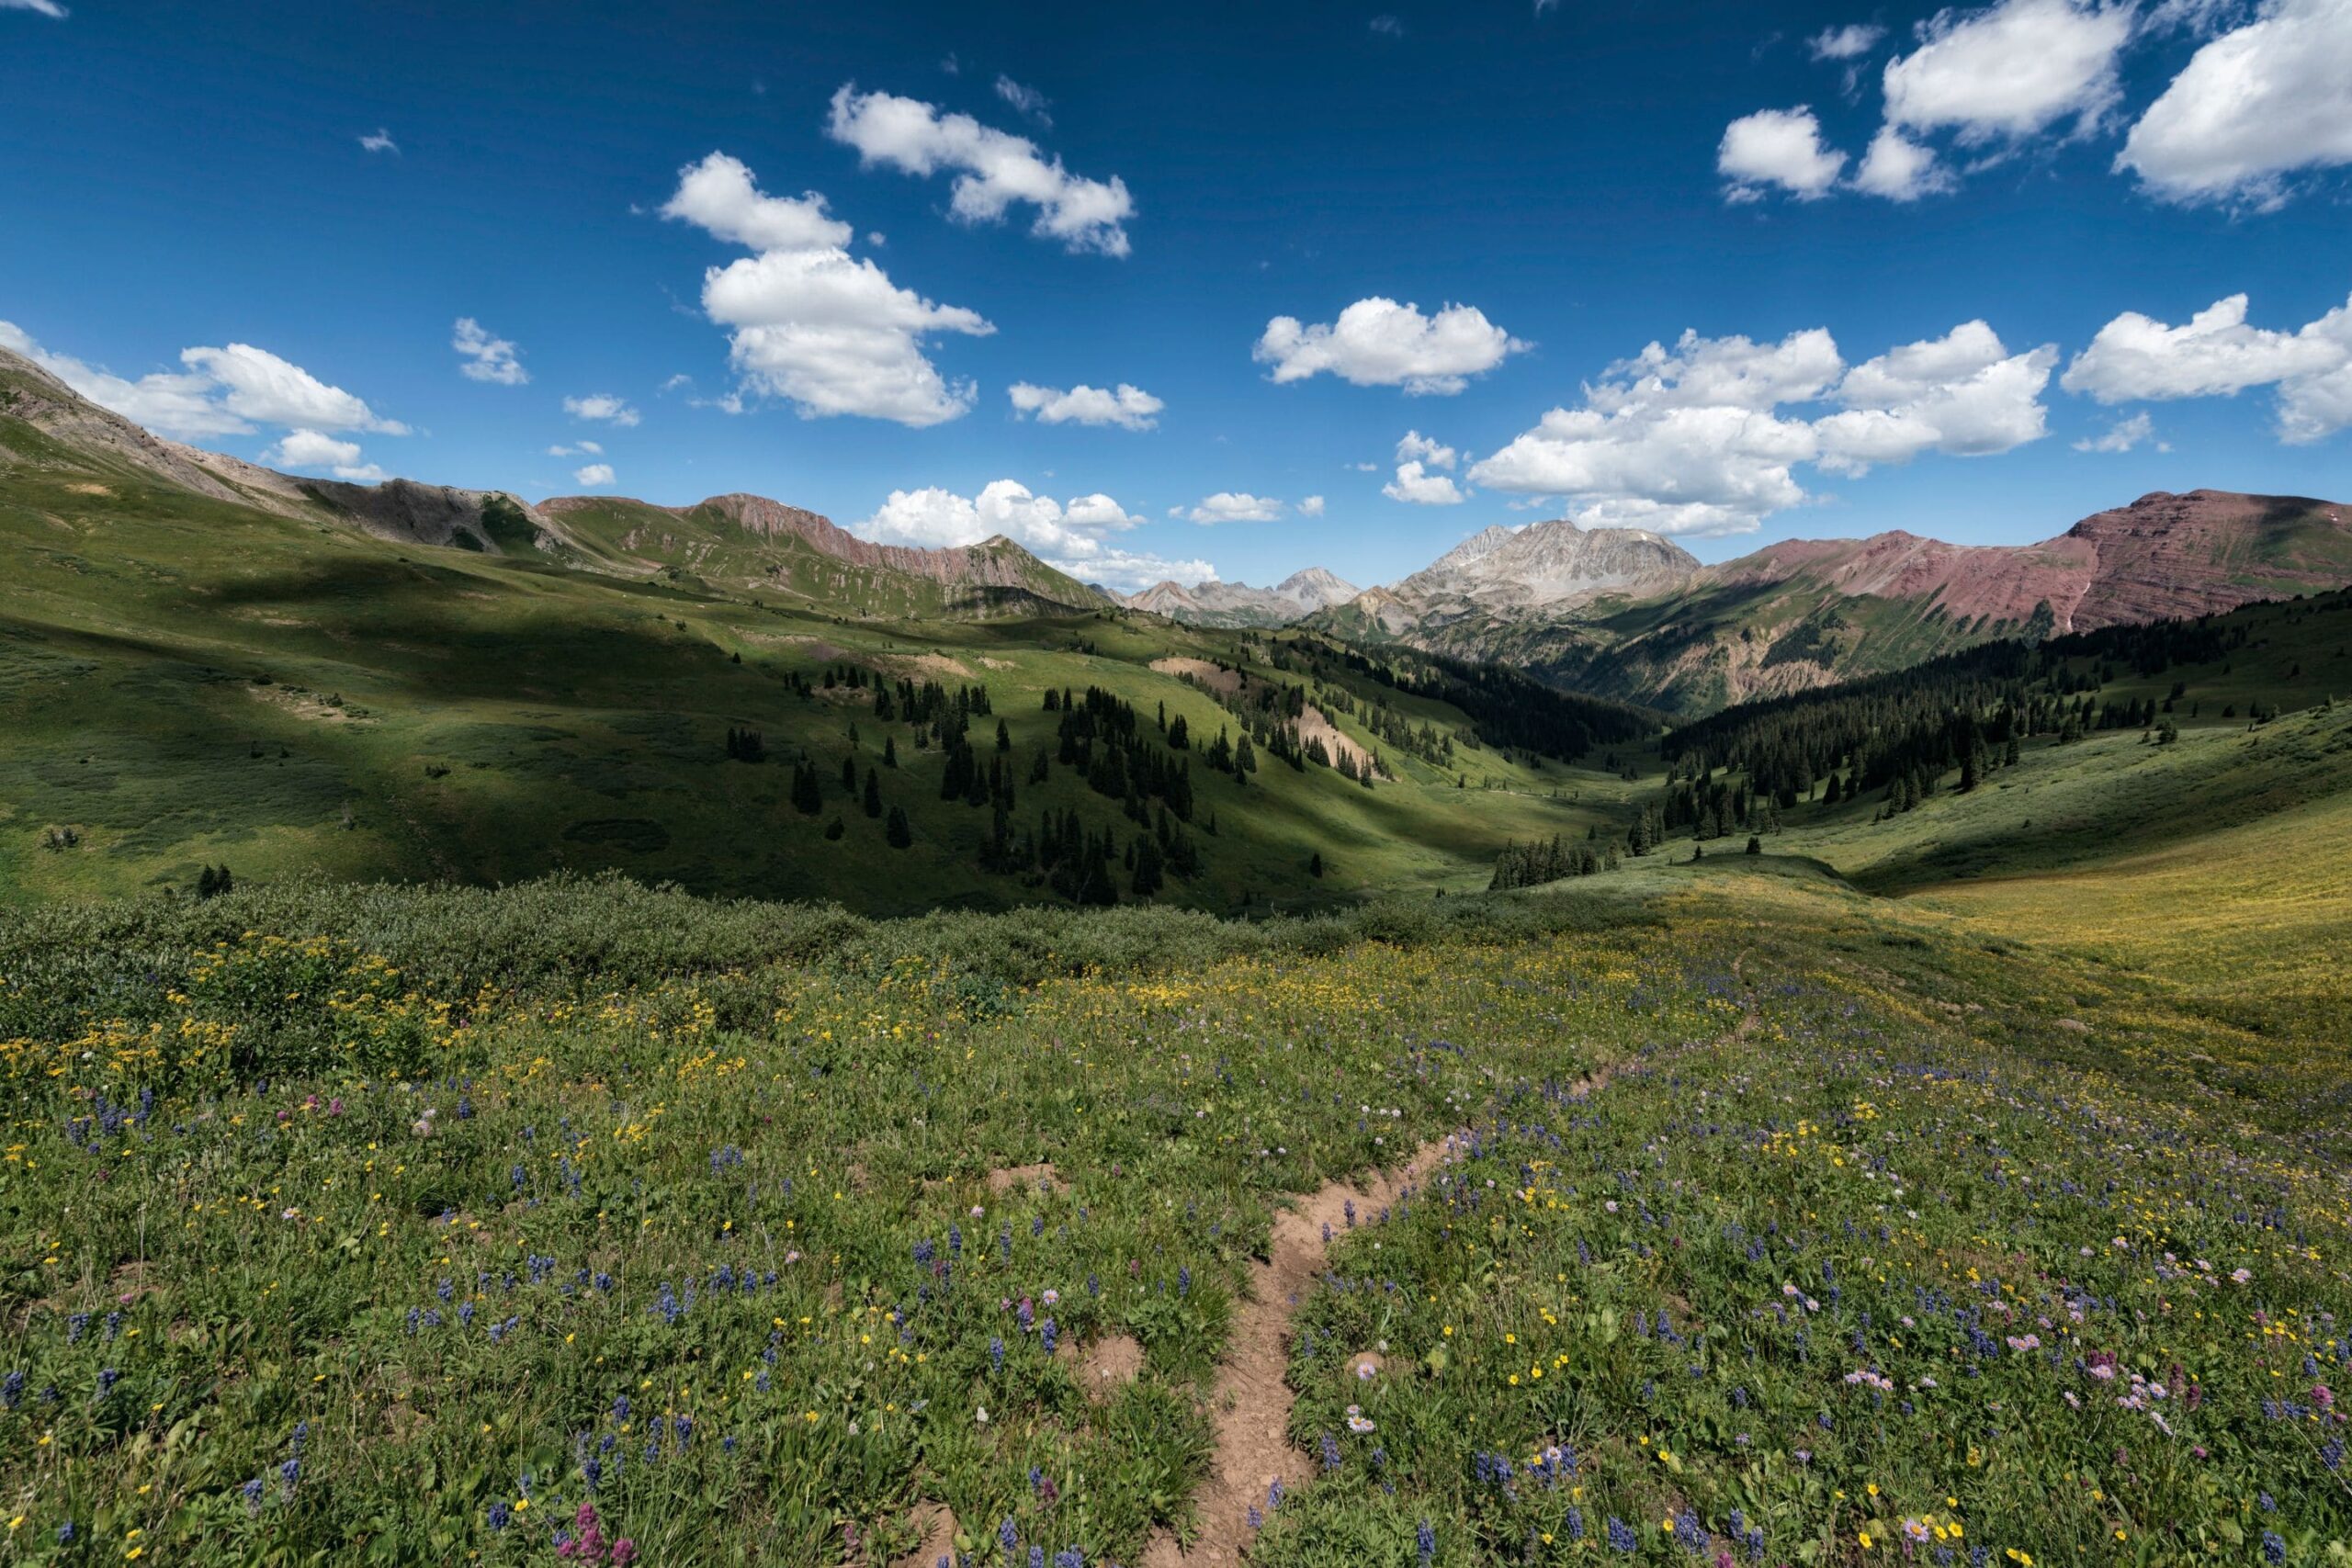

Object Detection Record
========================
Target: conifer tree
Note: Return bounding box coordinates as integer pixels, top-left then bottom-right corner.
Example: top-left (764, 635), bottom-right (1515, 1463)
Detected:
top-left (864, 768), bottom-right (883, 818)
top-left (885, 806), bottom-right (912, 848)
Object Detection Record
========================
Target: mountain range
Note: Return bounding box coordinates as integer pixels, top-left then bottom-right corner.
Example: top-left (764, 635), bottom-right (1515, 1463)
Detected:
top-left (7, 339), bottom-right (2350, 716)
top-left (1144, 494), bottom-right (2352, 713)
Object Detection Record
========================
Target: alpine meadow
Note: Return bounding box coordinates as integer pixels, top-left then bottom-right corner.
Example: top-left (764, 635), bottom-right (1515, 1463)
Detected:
top-left (6, 3), bottom-right (2352, 1566)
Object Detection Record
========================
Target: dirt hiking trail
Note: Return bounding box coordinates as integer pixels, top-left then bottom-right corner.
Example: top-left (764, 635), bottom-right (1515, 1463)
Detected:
top-left (1140, 951), bottom-right (1756, 1566)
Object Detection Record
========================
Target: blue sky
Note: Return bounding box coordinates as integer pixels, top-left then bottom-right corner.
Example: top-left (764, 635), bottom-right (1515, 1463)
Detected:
top-left (4, 0), bottom-right (2349, 591)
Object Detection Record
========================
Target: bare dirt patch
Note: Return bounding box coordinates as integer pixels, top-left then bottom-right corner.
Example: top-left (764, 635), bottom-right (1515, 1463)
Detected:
top-left (986, 1162), bottom-right (1059, 1195)
top-left (246, 685), bottom-right (366, 725)
top-left (63, 481), bottom-right (113, 497)
top-left (1149, 656), bottom-right (1241, 696)
top-left (890, 1503), bottom-right (958, 1568)
top-left (1295, 705), bottom-right (1375, 777)
top-left (1061, 1332), bottom-right (1144, 1401)
top-left (883, 652), bottom-right (977, 681)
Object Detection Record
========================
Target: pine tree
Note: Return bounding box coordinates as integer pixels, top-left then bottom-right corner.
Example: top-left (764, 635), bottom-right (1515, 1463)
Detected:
top-left (883, 736), bottom-right (898, 768)
top-left (864, 768), bottom-right (883, 818)
top-left (792, 761), bottom-right (823, 815)
top-left (885, 806), bottom-right (913, 849)
top-left (841, 757), bottom-right (858, 794)
top-left (1308, 851), bottom-right (1324, 878)
top-left (996, 719), bottom-right (1012, 752)
top-left (823, 817), bottom-right (846, 840)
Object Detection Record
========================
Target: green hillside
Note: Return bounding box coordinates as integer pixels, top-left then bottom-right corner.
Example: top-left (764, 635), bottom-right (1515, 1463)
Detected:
top-left (0, 446), bottom-right (1651, 911)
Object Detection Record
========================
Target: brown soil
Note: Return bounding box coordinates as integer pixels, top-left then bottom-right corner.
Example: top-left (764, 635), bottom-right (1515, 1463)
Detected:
top-left (890, 1503), bottom-right (958, 1568)
top-left (1063, 1332), bottom-right (1144, 1400)
top-left (1141, 950), bottom-right (1758, 1566)
top-left (1148, 656), bottom-right (1241, 696)
top-left (986, 1162), bottom-right (1060, 1195)
top-left (1137, 1134), bottom-right (1464, 1567)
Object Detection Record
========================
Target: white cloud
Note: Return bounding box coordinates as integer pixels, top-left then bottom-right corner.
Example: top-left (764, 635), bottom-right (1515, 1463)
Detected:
top-left (3, 0), bottom-right (69, 17)
top-left (825, 85), bottom-right (1135, 256)
top-left (858, 479), bottom-right (1202, 591)
top-left (561, 392), bottom-right (641, 427)
top-left (1395, 429), bottom-right (1458, 468)
top-left (1371, 14), bottom-right (1406, 35)
top-left (1298, 494), bottom-right (1326, 516)
top-left (1718, 107), bottom-right (1848, 201)
top-left (2118, 0), bottom-right (2352, 209)
top-left (2061, 289), bottom-right (2352, 442)
top-left (1, 323), bottom-right (407, 443)
top-left (1007, 380), bottom-right (1163, 429)
top-left (1814, 320), bottom-right (2057, 474)
top-left (573, 463), bottom-right (616, 487)
top-left (547, 440), bottom-right (604, 457)
top-left (1852, 127), bottom-right (1956, 198)
top-left (662, 152), bottom-right (993, 427)
top-left (1385, 462), bottom-right (1467, 505)
top-left (452, 317), bottom-right (527, 385)
top-left (265, 428), bottom-right (386, 482)
top-left (1468, 319), bottom-right (2053, 535)
top-left (0, 321), bottom-right (247, 437)
top-left (660, 151), bottom-right (852, 252)
top-left (1810, 22), bottom-right (1888, 57)
top-left (1469, 400), bottom-right (1821, 535)
top-left (993, 74), bottom-right (1052, 126)
top-left (1589, 327), bottom-right (1847, 413)
top-left (1183, 491), bottom-right (1286, 525)
top-left (358, 127), bottom-right (399, 154)
top-left (1254, 298), bottom-right (1528, 395)
top-left (182, 343), bottom-right (408, 434)
top-left (1882, 0), bottom-right (2132, 144)
top-left (2074, 412), bottom-right (2167, 451)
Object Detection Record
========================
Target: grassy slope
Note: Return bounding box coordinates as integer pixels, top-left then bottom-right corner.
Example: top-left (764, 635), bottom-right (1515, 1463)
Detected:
top-left (0, 457), bottom-right (1627, 911)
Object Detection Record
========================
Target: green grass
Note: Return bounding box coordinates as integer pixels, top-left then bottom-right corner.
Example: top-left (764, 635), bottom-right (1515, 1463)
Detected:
top-left (0, 457), bottom-right (1630, 912)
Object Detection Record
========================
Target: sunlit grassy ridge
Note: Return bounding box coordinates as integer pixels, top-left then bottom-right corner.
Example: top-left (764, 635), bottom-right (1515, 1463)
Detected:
top-left (1, 866), bottom-right (2346, 1565)
top-left (0, 457), bottom-right (1629, 912)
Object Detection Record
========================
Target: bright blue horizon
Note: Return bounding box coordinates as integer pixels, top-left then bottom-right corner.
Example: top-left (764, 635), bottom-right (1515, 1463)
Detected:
top-left (5, 0), bottom-right (2349, 591)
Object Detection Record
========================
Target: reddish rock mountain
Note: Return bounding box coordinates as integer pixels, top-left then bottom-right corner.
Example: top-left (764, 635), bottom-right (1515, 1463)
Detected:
top-left (1309, 490), bottom-right (2352, 714)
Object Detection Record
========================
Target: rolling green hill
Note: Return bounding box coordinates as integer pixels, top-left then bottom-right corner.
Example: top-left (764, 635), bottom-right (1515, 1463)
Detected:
top-left (0, 371), bottom-right (1653, 910)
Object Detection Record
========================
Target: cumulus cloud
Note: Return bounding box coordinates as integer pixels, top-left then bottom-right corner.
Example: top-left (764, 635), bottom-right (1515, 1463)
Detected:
top-left (2118, 0), bottom-right (2352, 209)
top-left (1719, 107), bottom-right (1848, 201)
top-left (562, 392), bottom-right (640, 426)
top-left (358, 127), bottom-right (399, 154)
top-left (1007, 380), bottom-right (1163, 429)
top-left (662, 151), bottom-right (853, 252)
top-left (1385, 462), bottom-right (1467, 505)
top-left (0, 320), bottom-right (248, 437)
top-left (1254, 298), bottom-right (1528, 395)
top-left (1298, 494), bottom-right (1326, 516)
top-left (662, 152), bottom-right (993, 426)
top-left (547, 440), bottom-right (604, 457)
top-left (993, 74), bottom-right (1052, 126)
top-left (1882, 0), bottom-right (2133, 144)
top-left (1852, 127), bottom-right (1955, 199)
top-left (825, 85), bottom-right (1135, 256)
top-left (2074, 412), bottom-right (2166, 451)
top-left (1182, 491), bottom-right (1285, 525)
top-left (265, 428), bottom-right (386, 482)
top-left (1814, 321), bottom-right (2058, 474)
top-left (573, 463), bottom-right (616, 487)
top-left (1386, 430), bottom-right (1468, 502)
top-left (2062, 289), bottom-right (2352, 442)
top-left (184, 344), bottom-right (410, 434)
top-left (0, 322), bottom-right (411, 443)
top-left (452, 317), bottom-right (526, 385)
top-left (1468, 320), bottom-right (2054, 535)
top-left (1395, 429), bottom-right (1458, 468)
top-left (1810, 22), bottom-right (1888, 57)
top-left (859, 479), bottom-right (1204, 591)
